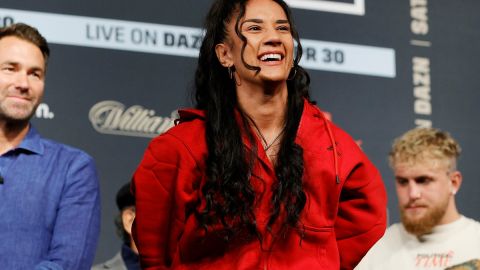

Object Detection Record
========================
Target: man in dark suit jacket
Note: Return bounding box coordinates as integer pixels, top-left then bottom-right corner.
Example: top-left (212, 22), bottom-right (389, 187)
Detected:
top-left (93, 183), bottom-right (139, 270)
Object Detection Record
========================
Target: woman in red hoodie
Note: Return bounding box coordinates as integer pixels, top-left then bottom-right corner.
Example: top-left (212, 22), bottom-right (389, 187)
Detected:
top-left (132, 0), bottom-right (387, 269)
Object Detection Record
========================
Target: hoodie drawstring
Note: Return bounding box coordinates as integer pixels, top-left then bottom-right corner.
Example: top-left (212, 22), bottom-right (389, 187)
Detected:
top-left (315, 108), bottom-right (340, 184)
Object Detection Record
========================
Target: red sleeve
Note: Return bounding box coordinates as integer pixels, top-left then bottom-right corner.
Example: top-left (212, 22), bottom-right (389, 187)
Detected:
top-left (335, 153), bottom-right (387, 270)
top-left (132, 134), bottom-right (199, 269)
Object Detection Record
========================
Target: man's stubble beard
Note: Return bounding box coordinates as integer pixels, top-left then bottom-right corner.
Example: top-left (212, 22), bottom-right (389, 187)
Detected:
top-left (400, 197), bottom-right (449, 237)
top-left (0, 101), bottom-right (39, 126)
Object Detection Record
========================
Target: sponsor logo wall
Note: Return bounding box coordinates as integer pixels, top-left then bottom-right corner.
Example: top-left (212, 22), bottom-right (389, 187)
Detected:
top-left (1, 0), bottom-right (479, 264)
top-left (89, 101), bottom-right (177, 138)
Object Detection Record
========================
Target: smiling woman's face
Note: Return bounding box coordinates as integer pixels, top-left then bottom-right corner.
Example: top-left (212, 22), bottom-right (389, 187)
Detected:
top-left (216, 0), bottom-right (294, 85)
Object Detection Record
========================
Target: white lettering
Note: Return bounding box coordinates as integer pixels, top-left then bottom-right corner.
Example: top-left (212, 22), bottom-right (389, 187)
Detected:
top-left (412, 57), bottom-right (432, 124)
top-left (415, 119), bottom-right (432, 128)
top-left (89, 100), bottom-right (177, 138)
top-left (410, 0), bottom-right (429, 35)
top-left (300, 39), bottom-right (396, 78)
top-left (414, 100), bottom-right (431, 115)
top-left (35, 103), bottom-right (55, 119)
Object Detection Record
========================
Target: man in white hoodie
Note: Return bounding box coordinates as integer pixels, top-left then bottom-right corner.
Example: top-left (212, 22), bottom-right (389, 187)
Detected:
top-left (356, 127), bottom-right (480, 270)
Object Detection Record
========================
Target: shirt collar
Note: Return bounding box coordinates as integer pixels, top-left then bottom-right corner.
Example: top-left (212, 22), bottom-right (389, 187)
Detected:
top-left (16, 125), bottom-right (44, 155)
top-left (121, 243), bottom-right (140, 268)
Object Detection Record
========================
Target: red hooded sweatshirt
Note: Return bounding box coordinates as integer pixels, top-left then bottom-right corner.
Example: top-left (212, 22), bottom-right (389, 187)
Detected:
top-left (132, 100), bottom-right (387, 270)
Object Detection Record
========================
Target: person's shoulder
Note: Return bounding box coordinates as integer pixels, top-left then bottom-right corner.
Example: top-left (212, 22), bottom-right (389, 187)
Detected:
top-left (368, 223), bottom-right (406, 252)
top-left (154, 108), bottom-right (205, 142)
top-left (159, 108), bottom-right (206, 143)
top-left (461, 216), bottom-right (480, 233)
top-left (300, 101), bottom-right (371, 174)
top-left (355, 223), bottom-right (405, 270)
top-left (462, 215), bottom-right (480, 224)
top-left (142, 108), bottom-right (207, 167)
top-left (384, 223), bottom-right (405, 238)
top-left (303, 101), bottom-right (359, 147)
top-left (40, 136), bottom-right (94, 163)
top-left (174, 108), bottom-right (206, 129)
top-left (91, 252), bottom-right (126, 270)
top-left (323, 118), bottom-right (360, 151)
top-left (306, 102), bottom-right (370, 171)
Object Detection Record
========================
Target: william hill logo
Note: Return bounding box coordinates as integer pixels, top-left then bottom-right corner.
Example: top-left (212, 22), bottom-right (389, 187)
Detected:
top-left (89, 100), bottom-right (177, 138)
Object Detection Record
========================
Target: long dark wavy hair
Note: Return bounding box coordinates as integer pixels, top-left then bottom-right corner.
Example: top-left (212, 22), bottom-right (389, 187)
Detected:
top-left (194, 0), bottom-right (311, 240)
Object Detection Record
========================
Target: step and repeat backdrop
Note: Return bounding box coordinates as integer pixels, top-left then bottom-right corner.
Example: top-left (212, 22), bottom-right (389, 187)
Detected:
top-left (1, 0), bottom-right (479, 263)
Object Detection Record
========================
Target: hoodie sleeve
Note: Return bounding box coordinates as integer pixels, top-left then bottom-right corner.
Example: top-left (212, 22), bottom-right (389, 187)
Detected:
top-left (132, 133), bottom-right (199, 270)
top-left (335, 146), bottom-right (388, 270)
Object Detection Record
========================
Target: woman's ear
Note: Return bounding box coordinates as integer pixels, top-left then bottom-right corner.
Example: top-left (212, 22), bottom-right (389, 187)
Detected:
top-left (215, 42), bottom-right (233, 67)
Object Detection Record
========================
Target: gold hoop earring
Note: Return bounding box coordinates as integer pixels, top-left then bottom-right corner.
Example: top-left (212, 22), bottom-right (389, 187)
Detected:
top-left (228, 66), bottom-right (234, 80)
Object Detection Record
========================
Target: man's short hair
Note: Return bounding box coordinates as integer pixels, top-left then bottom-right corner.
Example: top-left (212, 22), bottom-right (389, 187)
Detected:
top-left (114, 182), bottom-right (135, 245)
top-left (116, 182), bottom-right (135, 211)
top-left (389, 127), bottom-right (461, 170)
top-left (0, 23), bottom-right (50, 63)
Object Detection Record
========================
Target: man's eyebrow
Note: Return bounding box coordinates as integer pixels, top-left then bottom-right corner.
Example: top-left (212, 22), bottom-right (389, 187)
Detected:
top-left (0, 61), bottom-right (44, 70)
top-left (31, 66), bottom-right (45, 73)
top-left (414, 176), bottom-right (432, 181)
top-left (1, 61), bottom-right (18, 66)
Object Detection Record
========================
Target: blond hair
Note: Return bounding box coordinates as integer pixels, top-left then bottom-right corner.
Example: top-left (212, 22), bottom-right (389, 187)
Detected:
top-left (389, 128), bottom-right (461, 170)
